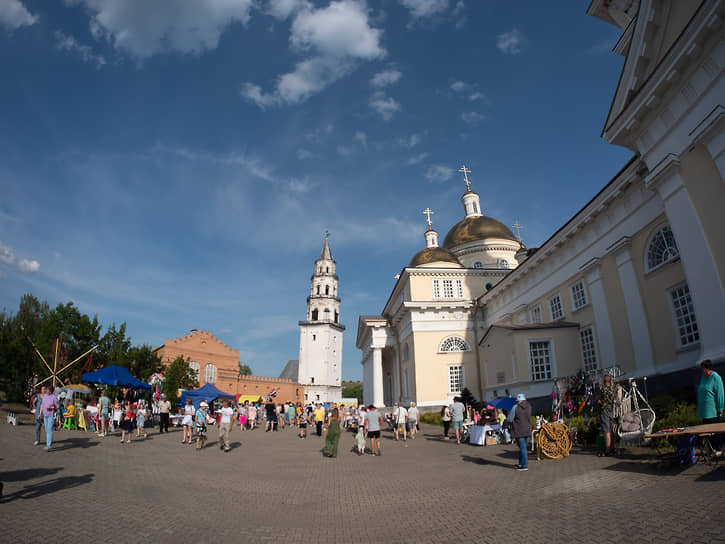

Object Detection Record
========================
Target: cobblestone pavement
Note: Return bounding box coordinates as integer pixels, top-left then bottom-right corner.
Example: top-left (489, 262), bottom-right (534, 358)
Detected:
top-left (1, 421), bottom-right (723, 543)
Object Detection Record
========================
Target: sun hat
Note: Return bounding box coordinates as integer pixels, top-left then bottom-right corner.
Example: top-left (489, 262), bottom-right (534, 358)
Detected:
top-left (516, 393), bottom-right (526, 401)
top-left (200, 401), bottom-right (208, 407)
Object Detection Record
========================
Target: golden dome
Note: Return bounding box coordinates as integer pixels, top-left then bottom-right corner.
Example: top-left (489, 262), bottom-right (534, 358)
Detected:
top-left (442, 215), bottom-right (518, 248)
top-left (409, 247), bottom-right (462, 268)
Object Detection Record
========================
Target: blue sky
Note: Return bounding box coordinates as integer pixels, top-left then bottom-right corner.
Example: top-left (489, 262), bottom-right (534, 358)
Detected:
top-left (0, 0), bottom-right (632, 380)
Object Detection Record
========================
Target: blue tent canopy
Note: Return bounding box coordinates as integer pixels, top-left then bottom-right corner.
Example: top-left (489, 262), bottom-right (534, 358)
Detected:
top-left (82, 364), bottom-right (152, 390)
top-left (179, 383), bottom-right (235, 409)
top-left (489, 397), bottom-right (517, 411)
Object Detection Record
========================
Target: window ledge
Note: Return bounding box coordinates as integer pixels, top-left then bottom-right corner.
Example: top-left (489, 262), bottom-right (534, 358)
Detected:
top-left (572, 303), bottom-right (589, 314)
top-left (644, 255), bottom-right (680, 277)
top-left (676, 342), bottom-right (700, 354)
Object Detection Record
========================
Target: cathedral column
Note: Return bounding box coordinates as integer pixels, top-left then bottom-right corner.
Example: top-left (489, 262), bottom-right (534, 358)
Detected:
top-left (611, 239), bottom-right (655, 375)
top-left (372, 347), bottom-right (384, 408)
top-left (583, 260), bottom-right (617, 368)
top-left (646, 158), bottom-right (725, 362)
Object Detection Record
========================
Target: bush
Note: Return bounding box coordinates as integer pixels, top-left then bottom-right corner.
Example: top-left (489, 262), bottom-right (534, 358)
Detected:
top-left (565, 415), bottom-right (599, 446)
top-left (420, 412), bottom-right (442, 426)
top-left (653, 402), bottom-right (699, 432)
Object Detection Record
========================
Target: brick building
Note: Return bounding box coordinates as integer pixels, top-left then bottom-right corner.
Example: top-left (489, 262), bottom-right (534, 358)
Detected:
top-left (154, 329), bottom-right (304, 403)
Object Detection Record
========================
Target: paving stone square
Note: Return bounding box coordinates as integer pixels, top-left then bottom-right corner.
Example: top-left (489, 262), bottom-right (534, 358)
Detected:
top-left (1, 421), bottom-right (723, 543)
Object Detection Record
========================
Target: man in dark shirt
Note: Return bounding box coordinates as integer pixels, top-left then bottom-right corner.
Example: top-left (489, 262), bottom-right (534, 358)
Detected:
top-left (264, 400), bottom-right (277, 432)
top-left (598, 375), bottom-right (617, 456)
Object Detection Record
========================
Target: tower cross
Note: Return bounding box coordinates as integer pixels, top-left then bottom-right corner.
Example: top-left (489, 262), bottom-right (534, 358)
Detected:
top-left (422, 207), bottom-right (435, 229)
top-left (512, 221), bottom-right (524, 242)
top-left (459, 165), bottom-right (472, 191)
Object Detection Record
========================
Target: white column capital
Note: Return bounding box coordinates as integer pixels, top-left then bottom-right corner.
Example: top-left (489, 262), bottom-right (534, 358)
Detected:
top-left (644, 154), bottom-right (684, 200)
top-left (581, 258), bottom-right (602, 284)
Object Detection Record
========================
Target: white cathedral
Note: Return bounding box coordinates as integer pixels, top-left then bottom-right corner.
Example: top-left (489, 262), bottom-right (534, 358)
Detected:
top-left (357, 0), bottom-right (725, 409)
top-left (296, 235), bottom-right (345, 403)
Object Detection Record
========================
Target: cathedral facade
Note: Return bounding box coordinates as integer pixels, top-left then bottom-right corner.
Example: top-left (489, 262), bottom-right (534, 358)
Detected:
top-left (357, 0), bottom-right (725, 408)
top-left (297, 236), bottom-right (345, 403)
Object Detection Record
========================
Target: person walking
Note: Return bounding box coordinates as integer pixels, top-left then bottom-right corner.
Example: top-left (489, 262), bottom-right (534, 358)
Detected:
top-left (33, 387), bottom-right (45, 446)
top-left (314, 404), bottom-right (325, 437)
top-left (40, 386), bottom-right (59, 451)
top-left (507, 393), bottom-right (532, 471)
top-left (393, 402), bottom-right (408, 442)
top-left (407, 402), bottom-right (419, 439)
top-left (450, 397), bottom-right (466, 444)
top-left (324, 407), bottom-right (342, 457)
top-left (218, 399), bottom-right (234, 452)
top-left (158, 394), bottom-right (171, 433)
top-left (195, 401), bottom-right (210, 450)
top-left (182, 398), bottom-right (195, 444)
top-left (98, 389), bottom-right (110, 437)
top-left (597, 375), bottom-right (618, 457)
top-left (364, 405), bottom-right (383, 456)
top-left (248, 403), bottom-right (257, 430)
top-left (441, 404), bottom-right (452, 440)
top-left (264, 398), bottom-right (277, 432)
top-left (298, 403), bottom-right (309, 438)
top-left (135, 401), bottom-right (148, 439)
top-left (697, 360), bottom-right (724, 455)
top-left (239, 401), bottom-right (248, 431)
top-left (120, 402), bottom-right (133, 444)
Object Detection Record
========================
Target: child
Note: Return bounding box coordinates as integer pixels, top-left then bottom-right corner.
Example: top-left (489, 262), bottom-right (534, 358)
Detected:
top-left (135, 401), bottom-right (148, 439)
top-left (355, 427), bottom-right (366, 455)
top-left (120, 402), bottom-right (133, 444)
top-left (195, 401), bottom-right (209, 450)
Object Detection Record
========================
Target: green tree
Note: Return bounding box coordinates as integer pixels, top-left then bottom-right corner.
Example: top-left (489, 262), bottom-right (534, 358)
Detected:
top-left (164, 355), bottom-right (199, 406)
top-left (238, 362), bottom-right (252, 376)
top-left (342, 380), bottom-right (363, 404)
top-left (460, 387), bottom-right (480, 410)
top-left (126, 344), bottom-right (162, 382)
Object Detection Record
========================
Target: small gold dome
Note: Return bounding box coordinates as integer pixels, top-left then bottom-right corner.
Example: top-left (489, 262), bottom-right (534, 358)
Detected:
top-left (409, 247), bottom-right (462, 268)
top-left (442, 215), bottom-right (518, 249)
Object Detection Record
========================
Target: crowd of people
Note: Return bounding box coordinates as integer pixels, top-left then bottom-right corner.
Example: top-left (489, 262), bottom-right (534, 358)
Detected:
top-left (27, 360), bottom-right (723, 466)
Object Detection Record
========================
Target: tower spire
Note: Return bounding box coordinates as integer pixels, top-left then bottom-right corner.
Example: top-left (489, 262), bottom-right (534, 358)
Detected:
top-left (319, 232), bottom-right (333, 260)
top-left (457, 163), bottom-right (482, 218)
top-left (422, 207), bottom-right (439, 248)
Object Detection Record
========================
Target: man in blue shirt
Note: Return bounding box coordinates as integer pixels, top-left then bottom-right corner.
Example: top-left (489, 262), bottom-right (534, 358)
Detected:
top-left (450, 396), bottom-right (466, 444)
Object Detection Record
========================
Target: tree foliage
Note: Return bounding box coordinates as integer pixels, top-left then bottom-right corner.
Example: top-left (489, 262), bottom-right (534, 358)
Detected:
top-left (342, 380), bottom-right (363, 404)
top-left (238, 362), bottom-right (252, 376)
top-left (164, 355), bottom-right (199, 406)
top-left (0, 293), bottom-right (161, 403)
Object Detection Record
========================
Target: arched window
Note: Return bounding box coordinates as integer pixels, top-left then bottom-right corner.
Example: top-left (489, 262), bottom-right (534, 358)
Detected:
top-left (646, 224), bottom-right (679, 272)
top-left (485, 282), bottom-right (493, 291)
top-left (323, 308), bottom-right (330, 320)
top-left (498, 259), bottom-right (510, 269)
top-left (325, 285), bottom-right (330, 295)
top-left (402, 343), bottom-right (409, 361)
top-left (334, 311), bottom-right (339, 323)
top-left (203, 363), bottom-right (217, 384)
top-left (473, 261), bottom-right (483, 269)
top-left (316, 285), bottom-right (320, 295)
top-left (311, 309), bottom-right (318, 320)
top-left (439, 336), bottom-right (469, 353)
top-left (326, 266), bottom-right (329, 273)
top-left (188, 361), bottom-right (200, 378)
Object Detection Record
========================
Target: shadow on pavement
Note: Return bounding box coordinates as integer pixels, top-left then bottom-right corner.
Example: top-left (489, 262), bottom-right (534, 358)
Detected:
top-left (0, 467), bottom-right (63, 482)
top-left (461, 455), bottom-right (514, 469)
top-left (695, 466), bottom-right (725, 481)
top-left (1, 474), bottom-right (94, 503)
top-left (603, 461), bottom-right (688, 476)
top-left (229, 441), bottom-right (242, 451)
top-left (51, 437), bottom-right (100, 451)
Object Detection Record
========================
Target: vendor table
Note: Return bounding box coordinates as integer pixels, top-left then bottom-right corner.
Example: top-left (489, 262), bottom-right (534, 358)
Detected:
top-left (469, 424), bottom-right (502, 446)
top-left (646, 422), bottom-right (725, 466)
top-left (169, 415), bottom-right (184, 426)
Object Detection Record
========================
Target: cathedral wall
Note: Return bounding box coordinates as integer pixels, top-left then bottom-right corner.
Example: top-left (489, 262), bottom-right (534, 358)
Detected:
top-left (654, 1), bottom-right (704, 66)
top-left (598, 254), bottom-right (637, 374)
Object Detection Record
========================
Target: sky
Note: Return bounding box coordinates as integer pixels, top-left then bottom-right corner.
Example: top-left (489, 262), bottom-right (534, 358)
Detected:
top-left (0, 0), bottom-right (633, 381)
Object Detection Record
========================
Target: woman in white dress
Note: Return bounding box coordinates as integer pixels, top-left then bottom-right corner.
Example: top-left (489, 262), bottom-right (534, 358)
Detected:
top-left (182, 398), bottom-right (195, 444)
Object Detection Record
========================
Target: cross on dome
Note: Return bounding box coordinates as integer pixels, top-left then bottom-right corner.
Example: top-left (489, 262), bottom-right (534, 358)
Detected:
top-left (422, 207), bottom-right (435, 229)
top-left (458, 165), bottom-right (472, 191)
top-left (512, 221), bottom-right (524, 242)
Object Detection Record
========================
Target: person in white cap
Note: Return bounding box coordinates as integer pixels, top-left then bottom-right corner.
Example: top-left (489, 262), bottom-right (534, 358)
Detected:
top-left (195, 401), bottom-right (210, 450)
top-left (218, 399), bottom-right (234, 453)
top-left (506, 393), bottom-right (532, 471)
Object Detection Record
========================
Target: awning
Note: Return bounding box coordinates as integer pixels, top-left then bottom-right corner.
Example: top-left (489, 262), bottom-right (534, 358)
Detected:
top-left (237, 395), bottom-right (262, 403)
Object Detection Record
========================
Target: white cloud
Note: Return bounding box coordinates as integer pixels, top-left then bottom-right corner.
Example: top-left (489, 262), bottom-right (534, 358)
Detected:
top-left (400, 0), bottom-right (448, 19)
top-left (287, 178), bottom-right (314, 193)
top-left (369, 90), bottom-right (400, 121)
top-left (296, 148), bottom-right (315, 160)
top-left (353, 131), bottom-right (367, 148)
top-left (371, 68), bottom-right (401, 88)
top-left (399, 133), bottom-right (421, 148)
top-left (54, 31), bottom-right (107, 69)
top-left (468, 91), bottom-right (484, 101)
top-left (450, 80), bottom-right (468, 92)
top-left (267, 0), bottom-right (309, 20)
top-left (0, 0), bottom-right (37, 29)
top-left (243, 0), bottom-right (385, 108)
top-left (496, 28), bottom-right (524, 55)
top-left (18, 259), bottom-right (40, 273)
top-left (425, 165), bottom-right (454, 182)
top-left (73, 0), bottom-right (253, 59)
top-left (407, 152), bottom-right (428, 165)
top-left (0, 241), bottom-right (40, 273)
top-left (460, 111), bottom-right (483, 125)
